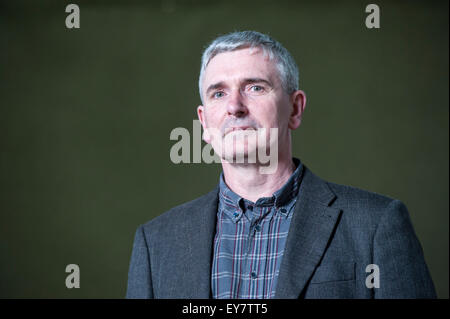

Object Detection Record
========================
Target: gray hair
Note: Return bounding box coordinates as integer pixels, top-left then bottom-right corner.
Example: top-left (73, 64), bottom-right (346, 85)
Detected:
top-left (198, 30), bottom-right (299, 102)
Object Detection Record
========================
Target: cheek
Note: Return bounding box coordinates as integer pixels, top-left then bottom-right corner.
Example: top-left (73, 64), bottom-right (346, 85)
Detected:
top-left (275, 97), bottom-right (291, 124)
top-left (204, 108), bottom-right (223, 128)
top-left (258, 99), bottom-right (287, 127)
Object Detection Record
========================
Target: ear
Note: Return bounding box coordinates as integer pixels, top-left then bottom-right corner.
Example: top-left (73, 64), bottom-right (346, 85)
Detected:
top-left (197, 105), bottom-right (211, 143)
top-left (288, 90), bottom-right (307, 130)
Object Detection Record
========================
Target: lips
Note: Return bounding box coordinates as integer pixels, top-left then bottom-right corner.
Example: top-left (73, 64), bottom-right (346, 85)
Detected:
top-left (224, 126), bottom-right (256, 136)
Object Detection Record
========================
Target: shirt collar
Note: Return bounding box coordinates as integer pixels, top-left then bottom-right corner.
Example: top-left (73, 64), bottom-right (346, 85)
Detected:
top-left (218, 158), bottom-right (303, 222)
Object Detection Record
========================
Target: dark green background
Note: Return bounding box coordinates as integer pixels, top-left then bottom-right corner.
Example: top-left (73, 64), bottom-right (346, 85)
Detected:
top-left (1, 0), bottom-right (448, 298)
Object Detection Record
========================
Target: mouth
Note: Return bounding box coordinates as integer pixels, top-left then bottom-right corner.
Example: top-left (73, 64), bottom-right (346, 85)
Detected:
top-left (224, 126), bottom-right (256, 136)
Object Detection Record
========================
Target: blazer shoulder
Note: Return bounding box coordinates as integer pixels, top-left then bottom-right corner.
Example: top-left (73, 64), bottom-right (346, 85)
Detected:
top-left (301, 165), bottom-right (398, 211)
top-left (326, 180), bottom-right (398, 209)
top-left (323, 179), bottom-right (409, 230)
top-left (319, 179), bottom-right (413, 237)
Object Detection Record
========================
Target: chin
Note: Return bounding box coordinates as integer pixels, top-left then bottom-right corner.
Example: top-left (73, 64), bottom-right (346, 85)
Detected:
top-left (221, 142), bottom-right (260, 164)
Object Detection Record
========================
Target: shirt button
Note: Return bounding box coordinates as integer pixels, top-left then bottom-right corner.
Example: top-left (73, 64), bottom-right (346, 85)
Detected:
top-left (251, 272), bottom-right (257, 279)
top-left (255, 225), bottom-right (261, 232)
top-left (248, 205), bottom-right (253, 211)
top-left (280, 208), bottom-right (287, 214)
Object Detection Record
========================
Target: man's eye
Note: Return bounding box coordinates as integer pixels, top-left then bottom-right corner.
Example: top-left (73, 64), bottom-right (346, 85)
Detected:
top-left (250, 85), bottom-right (264, 92)
top-left (213, 91), bottom-right (225, 98)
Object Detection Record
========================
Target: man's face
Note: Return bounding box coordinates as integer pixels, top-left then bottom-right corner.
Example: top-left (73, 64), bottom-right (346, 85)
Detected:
top-left (197, 47), bottom-right (301, 164)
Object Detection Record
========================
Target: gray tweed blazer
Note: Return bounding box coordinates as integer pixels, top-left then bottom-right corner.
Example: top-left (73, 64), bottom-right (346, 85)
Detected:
top-left (126, 165), bottom-right (436, 299)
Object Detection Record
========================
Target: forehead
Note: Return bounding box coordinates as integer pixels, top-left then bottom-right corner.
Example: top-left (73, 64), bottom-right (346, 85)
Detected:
top-left (202, 47), bottom-right (279, 87)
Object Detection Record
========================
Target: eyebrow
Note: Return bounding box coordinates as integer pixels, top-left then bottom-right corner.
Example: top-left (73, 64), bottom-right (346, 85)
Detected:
top-left (205, 78), bottom-right (273, 96)
top-left (205, 82), bottom-right (226, 96)
top-left (243, 78), bottom-right (273, 87)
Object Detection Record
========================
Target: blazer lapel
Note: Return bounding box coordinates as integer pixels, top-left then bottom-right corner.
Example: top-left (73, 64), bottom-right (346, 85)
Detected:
top-left (180, 185), bottom-right (219, 298)
top-left (275, 166), bottom-right (342, 299)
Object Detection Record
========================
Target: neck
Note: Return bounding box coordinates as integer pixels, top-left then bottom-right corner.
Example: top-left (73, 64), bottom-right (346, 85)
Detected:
top-left (221, 152), bottom-right (295, 203)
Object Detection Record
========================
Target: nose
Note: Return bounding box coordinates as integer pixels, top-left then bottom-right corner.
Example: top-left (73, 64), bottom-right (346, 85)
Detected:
top-left (226, 89), bottom-right (248, 118)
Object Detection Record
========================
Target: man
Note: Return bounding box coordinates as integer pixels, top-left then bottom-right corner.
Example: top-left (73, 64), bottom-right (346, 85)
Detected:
top-left (126, 31), bottom-right (436, 299)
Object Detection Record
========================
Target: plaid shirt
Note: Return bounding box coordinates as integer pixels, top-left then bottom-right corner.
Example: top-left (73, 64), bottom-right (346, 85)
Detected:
top-left (211, 158), bottom-right (303, 299)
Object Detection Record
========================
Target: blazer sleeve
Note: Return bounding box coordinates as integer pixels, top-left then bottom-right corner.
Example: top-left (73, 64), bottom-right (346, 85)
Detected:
top-left (373, 200), bottom-right (437, 298)
top-left (126, 225), bottom-right (154, 299)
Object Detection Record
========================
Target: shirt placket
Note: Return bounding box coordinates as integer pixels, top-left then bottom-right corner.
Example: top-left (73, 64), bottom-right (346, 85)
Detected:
top-left (241, 204), bottom-right (266, 298)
